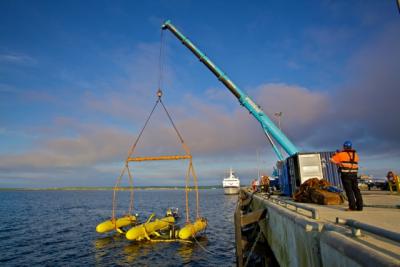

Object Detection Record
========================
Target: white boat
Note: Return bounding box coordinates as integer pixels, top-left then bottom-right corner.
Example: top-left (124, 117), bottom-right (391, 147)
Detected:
top-left (222, 169), bottom-right (240, 195)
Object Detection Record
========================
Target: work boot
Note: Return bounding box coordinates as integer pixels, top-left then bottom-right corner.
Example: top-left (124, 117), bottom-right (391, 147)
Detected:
top-left (345, 208), bottom-right (356, 211)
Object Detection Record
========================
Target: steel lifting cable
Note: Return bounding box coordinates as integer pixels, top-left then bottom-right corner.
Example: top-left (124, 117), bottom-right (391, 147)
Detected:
top-left (112, 166), bottom-right (127, 221)
top-left (189, 160), bottom-right (200, 219)
top-left (160, 98), bottom-right (202, 221)
top-left (111, 29), bottom-right (202, 225)
top-left (127, 99), bottom-right (161, 159)
top-left (126, 165), bottom-right (134, 214)
top-left (157, 28), bottom-right (201, 222)
top-left (111, 98), bottom-right (161, 222)
top-left (158, 30), bottom-right (166, 91)
top-left (159, 99), bottom-right (191, 155)
top-left (112, 96), bottom-right (201, 224)
top-left (185, 162), bottom-right (191, 223)
top-left (112, 29), bottom-right (166, 221)
top-left (161, 97), bottom-right (193, 222)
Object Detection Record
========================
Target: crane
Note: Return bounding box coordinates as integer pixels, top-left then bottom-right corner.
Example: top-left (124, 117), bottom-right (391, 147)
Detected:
top-left (162, 20), bottom-right (338, 195)
top-left (161, 20), bottom-right (298, 161)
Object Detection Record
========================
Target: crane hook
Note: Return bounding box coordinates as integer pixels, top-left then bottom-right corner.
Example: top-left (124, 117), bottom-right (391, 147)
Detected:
top-left (157, 88), bottom-right (163, 99)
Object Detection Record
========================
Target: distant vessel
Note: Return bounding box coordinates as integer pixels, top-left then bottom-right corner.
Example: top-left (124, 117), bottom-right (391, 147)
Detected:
top-left (222, 169), bottom-right (240, 195)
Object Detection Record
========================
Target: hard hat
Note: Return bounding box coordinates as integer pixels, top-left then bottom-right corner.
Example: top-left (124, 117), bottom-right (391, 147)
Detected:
top-left (343, 140), bottom-right (352, 149)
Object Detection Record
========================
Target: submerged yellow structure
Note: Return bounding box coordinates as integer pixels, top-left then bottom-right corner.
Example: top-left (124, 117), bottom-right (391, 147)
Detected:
top-left (126, 215), bottom-right (175, 241)
top-left (96, 215), bottom-right (137, 233)
top-left (95, 89), bottom-right (207, 242)
top-left (178, 218), bottom-right (208, 240)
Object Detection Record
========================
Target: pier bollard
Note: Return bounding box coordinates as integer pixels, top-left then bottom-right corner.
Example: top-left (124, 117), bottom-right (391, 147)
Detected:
top-left (311, 210), bottom-right (319, 220)
top-left (305, 224), bottom-right (313, 232)
top-left (351, 228), bottom-right (362, 237)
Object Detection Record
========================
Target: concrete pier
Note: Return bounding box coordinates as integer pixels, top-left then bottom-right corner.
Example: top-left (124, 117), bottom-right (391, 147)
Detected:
top-left (235, 190), bottom-right (400, 267)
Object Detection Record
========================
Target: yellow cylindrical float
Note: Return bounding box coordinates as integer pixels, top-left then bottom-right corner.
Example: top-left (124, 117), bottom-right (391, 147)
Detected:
top-left (96, 215), bottom-right (137, 233)
top-left (126, 216), bottom-right (175, 241)
top-left (178, 218), bottom-right (207, 240)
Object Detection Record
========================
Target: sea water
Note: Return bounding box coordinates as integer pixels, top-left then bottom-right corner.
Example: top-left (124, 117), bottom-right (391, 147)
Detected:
top-left (0, 189), bottom-right (236, 266)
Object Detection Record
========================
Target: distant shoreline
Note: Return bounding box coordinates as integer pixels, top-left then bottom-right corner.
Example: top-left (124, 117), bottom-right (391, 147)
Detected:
top-left (0, 186), bottom-right (223, 191)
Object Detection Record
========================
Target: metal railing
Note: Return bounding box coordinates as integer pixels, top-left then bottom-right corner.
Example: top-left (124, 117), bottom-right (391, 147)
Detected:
top-left (269, 197), bottom-right (320, 220)
top-left (336, 218), bottom-right (400, 242)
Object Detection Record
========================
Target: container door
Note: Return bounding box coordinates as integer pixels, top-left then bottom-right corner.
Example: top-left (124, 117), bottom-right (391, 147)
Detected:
top-left (297, 153), bottom-right (323, 184)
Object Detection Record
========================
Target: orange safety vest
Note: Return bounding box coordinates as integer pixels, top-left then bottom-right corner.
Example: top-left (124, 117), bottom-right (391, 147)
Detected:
top-left (331, 149), bottom-right (359, 173)
top-left (260, 176), bottom-right (270, 185)
top-left (387, 174), bottom-right (398, 183)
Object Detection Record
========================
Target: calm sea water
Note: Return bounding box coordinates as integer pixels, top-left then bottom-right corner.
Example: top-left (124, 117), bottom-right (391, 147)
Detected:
top-left (0, 189), bottom-right (237, 266)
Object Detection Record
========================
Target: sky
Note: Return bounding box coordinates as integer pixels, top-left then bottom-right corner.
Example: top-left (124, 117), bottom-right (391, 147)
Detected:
top-left (0, 0), bottom-right (399, 187)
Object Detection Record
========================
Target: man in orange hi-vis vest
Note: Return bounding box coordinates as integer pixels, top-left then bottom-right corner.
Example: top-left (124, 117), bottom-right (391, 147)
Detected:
top-left (331, 141), bottom-right (363, 211)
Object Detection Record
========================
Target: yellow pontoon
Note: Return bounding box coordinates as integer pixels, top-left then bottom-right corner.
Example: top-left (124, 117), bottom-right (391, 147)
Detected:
top-left (126, 214), bottom-right (175, 241)
top-left (178, 218), bottom-right (207, 240)
top-left (96, 215), bottom-right (137, 233)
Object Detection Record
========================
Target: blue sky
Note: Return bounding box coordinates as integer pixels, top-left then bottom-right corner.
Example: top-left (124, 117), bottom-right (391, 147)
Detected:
top-left (1, 0), bottom-right (399, 187)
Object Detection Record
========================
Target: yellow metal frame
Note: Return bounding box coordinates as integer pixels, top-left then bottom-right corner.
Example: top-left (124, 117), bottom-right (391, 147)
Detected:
top-left (111, 95), bottom-right (201, 226)
top-left (127, 155), bottom-right (192, 162)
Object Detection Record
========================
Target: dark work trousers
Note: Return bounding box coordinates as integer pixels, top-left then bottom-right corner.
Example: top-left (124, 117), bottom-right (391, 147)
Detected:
top-left (341, 172), bottom-right (363, 210)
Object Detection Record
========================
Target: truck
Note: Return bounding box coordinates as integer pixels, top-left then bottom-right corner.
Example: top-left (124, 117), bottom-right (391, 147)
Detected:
top-left (162, 20), bottom-right (341, 195)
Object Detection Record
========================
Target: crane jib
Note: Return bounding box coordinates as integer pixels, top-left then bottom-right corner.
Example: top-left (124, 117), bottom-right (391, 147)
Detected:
top-left (162, 20), bottom-right (299, 158)
top-left (162, 21), bottom-right (242, 99)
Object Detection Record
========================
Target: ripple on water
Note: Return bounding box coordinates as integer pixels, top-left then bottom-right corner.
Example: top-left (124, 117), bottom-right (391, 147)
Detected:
top-left (0, 189), bottom-right (236, 266)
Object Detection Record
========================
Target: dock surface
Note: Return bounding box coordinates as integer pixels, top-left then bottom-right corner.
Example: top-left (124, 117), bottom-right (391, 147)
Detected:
top-left (236, 189), bottom-right (400, 267)
top-left (306, 191), bottom-right (400, 231)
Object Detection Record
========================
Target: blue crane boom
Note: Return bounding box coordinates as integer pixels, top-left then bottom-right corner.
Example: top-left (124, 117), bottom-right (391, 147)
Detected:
top-left (162, 20), bottom-right (299, 160)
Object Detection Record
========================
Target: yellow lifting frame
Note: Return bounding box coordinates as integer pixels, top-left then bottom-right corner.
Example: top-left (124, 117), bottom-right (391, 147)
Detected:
top-left (127, 154), bottom-right (192, 162)
top-left (111, 90), bottom-right (201, 226)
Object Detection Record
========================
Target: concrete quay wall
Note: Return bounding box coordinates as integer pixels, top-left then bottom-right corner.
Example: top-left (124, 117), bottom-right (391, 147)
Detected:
top-left (246, 192), bottom-right (400, 267)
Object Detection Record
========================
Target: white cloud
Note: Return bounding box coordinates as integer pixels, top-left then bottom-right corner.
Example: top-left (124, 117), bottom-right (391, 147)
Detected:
top-left (0, 52), bottom-right (36, 65)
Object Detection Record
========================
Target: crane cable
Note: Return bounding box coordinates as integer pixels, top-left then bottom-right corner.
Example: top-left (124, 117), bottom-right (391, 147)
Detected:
top-left (158, 29), bottom-right (166, 92)
top-left (111, 98), bottom-right (160, 223)
top-left (157, 29), bottom-right (200, 222)
top-left (160, 98), bottom-right (200, 222)
top-left (111, 29), bottom-right (201, 224)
